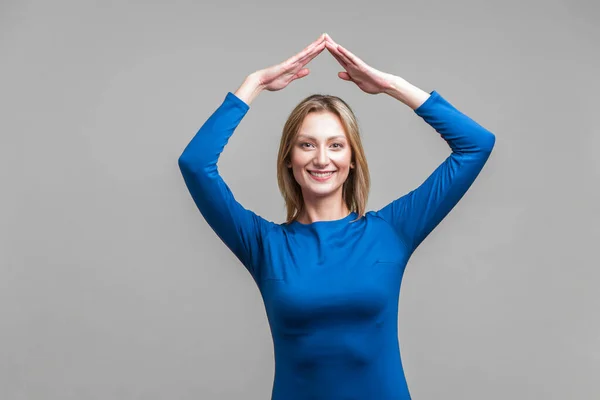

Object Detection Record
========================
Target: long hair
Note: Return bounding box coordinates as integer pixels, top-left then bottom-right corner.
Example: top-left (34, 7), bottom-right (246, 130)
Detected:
top-left (276, 94), bottom-right (371, 224)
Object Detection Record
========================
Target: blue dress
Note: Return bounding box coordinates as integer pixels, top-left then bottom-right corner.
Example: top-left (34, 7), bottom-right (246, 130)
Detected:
top-left (178, 90), bottom-right (495, 399)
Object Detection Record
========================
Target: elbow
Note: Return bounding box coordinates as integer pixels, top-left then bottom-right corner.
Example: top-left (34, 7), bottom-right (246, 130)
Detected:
top-left (178, 155), bottom-right (188, 170)
top-left (178, 154), bottom-right (195, 175)
top-left (480, 132), bottom-right (496, 153)
top-left (178, 154), bottom-right (211, 178)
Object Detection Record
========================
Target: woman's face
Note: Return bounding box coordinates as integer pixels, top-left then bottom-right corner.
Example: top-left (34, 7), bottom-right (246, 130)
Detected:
top-left (288, 111), bottom-right (354, 199)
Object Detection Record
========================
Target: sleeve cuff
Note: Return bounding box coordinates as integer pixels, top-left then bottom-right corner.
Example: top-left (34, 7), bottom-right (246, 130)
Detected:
top-left (226, 91), bottom-right (250, 111)
top-left (413, 90), bottom-right (441, 115)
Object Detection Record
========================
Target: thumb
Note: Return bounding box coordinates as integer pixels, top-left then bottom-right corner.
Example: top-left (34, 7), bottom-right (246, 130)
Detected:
top-left (338, 71), bottom-right (352, 81)
top-left (292, 68), bottom-right (310, 81)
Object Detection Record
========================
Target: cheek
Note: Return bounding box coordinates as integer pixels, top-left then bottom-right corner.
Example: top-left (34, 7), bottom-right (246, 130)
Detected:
top-left (290, 153), bottom-right (311, 169)
top-left (333, 154), bottom-right (352, 167)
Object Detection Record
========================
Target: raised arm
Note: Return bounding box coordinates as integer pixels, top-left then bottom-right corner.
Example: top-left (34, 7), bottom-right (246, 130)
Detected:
top-left (376, 78), bottom-right (496, 253)
top-left (177, 35), bottom-right (328, 284)
top-left (323, 34), bottom-right (495, 253)
top-left (177, 83), bottom-right (274, 284)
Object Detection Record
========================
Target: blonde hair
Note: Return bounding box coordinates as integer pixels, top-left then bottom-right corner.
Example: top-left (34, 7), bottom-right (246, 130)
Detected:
top-left (276, 94), bottom-right (371, 225)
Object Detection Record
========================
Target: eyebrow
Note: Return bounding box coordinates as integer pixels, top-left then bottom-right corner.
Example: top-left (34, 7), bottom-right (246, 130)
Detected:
top-left (297, 134), bottom-right (346, 140)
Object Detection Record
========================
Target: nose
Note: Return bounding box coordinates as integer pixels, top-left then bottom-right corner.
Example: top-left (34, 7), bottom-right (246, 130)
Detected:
top-left (315, 147), bottom-right (330, 167)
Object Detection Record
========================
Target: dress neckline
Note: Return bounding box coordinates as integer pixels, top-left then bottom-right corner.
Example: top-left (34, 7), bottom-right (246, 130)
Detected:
top-left (289, 211), bottom-right (358, 228)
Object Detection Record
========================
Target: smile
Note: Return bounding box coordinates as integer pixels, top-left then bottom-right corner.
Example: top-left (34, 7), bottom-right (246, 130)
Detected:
top-left (308, 170), bottom-right (336, 181)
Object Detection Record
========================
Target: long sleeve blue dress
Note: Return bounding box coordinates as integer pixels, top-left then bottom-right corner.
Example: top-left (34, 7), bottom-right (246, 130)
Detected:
top-left (178, 89), bottom-right (496, 399)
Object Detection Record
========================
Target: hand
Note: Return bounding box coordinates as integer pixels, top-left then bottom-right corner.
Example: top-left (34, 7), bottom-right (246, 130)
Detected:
top-left (252, 34), bottom-right (327, 92)
top-left (323, 34), bottom-right (393, 95)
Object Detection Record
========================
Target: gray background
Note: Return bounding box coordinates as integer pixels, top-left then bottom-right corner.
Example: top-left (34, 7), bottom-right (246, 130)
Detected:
top-left (2, 0), bottom-right (599, 399)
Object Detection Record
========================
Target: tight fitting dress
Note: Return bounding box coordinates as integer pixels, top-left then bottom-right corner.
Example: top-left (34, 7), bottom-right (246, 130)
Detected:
top-left (178, 90), bottom-right (496, 400)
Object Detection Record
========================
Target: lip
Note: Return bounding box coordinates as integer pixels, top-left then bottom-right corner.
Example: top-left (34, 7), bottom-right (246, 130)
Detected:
top-left (307, 170), bottom-right (336, 182)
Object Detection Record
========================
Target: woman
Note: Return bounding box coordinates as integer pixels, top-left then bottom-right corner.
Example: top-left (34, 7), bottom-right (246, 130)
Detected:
top-left (178, 33), bottom-right (495, 400)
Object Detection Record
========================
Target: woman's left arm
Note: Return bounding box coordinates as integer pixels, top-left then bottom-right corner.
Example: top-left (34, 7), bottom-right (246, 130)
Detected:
top-left (376, 85), bottom-right (496, 253)
top-left (383, 75), bottom-right (431, 110)
top-left (323, 34), bottom-right (496, 253)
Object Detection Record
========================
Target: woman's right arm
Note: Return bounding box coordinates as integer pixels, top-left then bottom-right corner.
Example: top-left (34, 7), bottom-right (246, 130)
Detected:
top-left (177, 77), bottom-right (274, 285)
top-left (178, 34), bottom-right (327, 284)
top-left (234, 74), bottom-right (264, 106)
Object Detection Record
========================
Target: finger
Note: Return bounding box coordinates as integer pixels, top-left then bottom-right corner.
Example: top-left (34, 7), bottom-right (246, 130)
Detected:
top-left (331, 43), bottom-right (353, 66)
top-left (324, 41), bottom-right (349, 68)
top-left (323, 35), bottom-right (346, 55)
top-left (324, 33), bottom-right (336, 45)
top-left (287, 44), bottom-right (324, 76)
top-left (337, 44), bottom-right (363, 66)
top-left (306, 37), bottom-right (327, 57)
top-left (310, 33), bottom-right (327, 46)
top-left (291, 68), bottom-right (310, 81)
top-left (303, 33), bottom-right (326, 53)
top-left (296, 40), bottom-right (326, 66)
top-left (327, 41), bottom-right (359, 68)
top-left (286, 34), bottom-right (325, 66)
top-left (323, 37), bottom-right (353, 66)
top-left (338, 71), bottom-right (352, 81)
top-left (329, 49), bottom-right (348, 69)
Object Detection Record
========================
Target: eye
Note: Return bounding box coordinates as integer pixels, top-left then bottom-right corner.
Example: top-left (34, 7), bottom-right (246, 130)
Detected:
top-left (300, 142), bottom-right (344, 149)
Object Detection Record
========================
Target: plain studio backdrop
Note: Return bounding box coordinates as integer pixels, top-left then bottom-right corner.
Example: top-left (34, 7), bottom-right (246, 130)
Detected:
top-left (1, 0), bottom-right (599, 399)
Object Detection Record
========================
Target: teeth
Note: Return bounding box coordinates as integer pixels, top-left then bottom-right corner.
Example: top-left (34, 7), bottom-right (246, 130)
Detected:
top-left (309, 171), bottom-right (334, 177)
